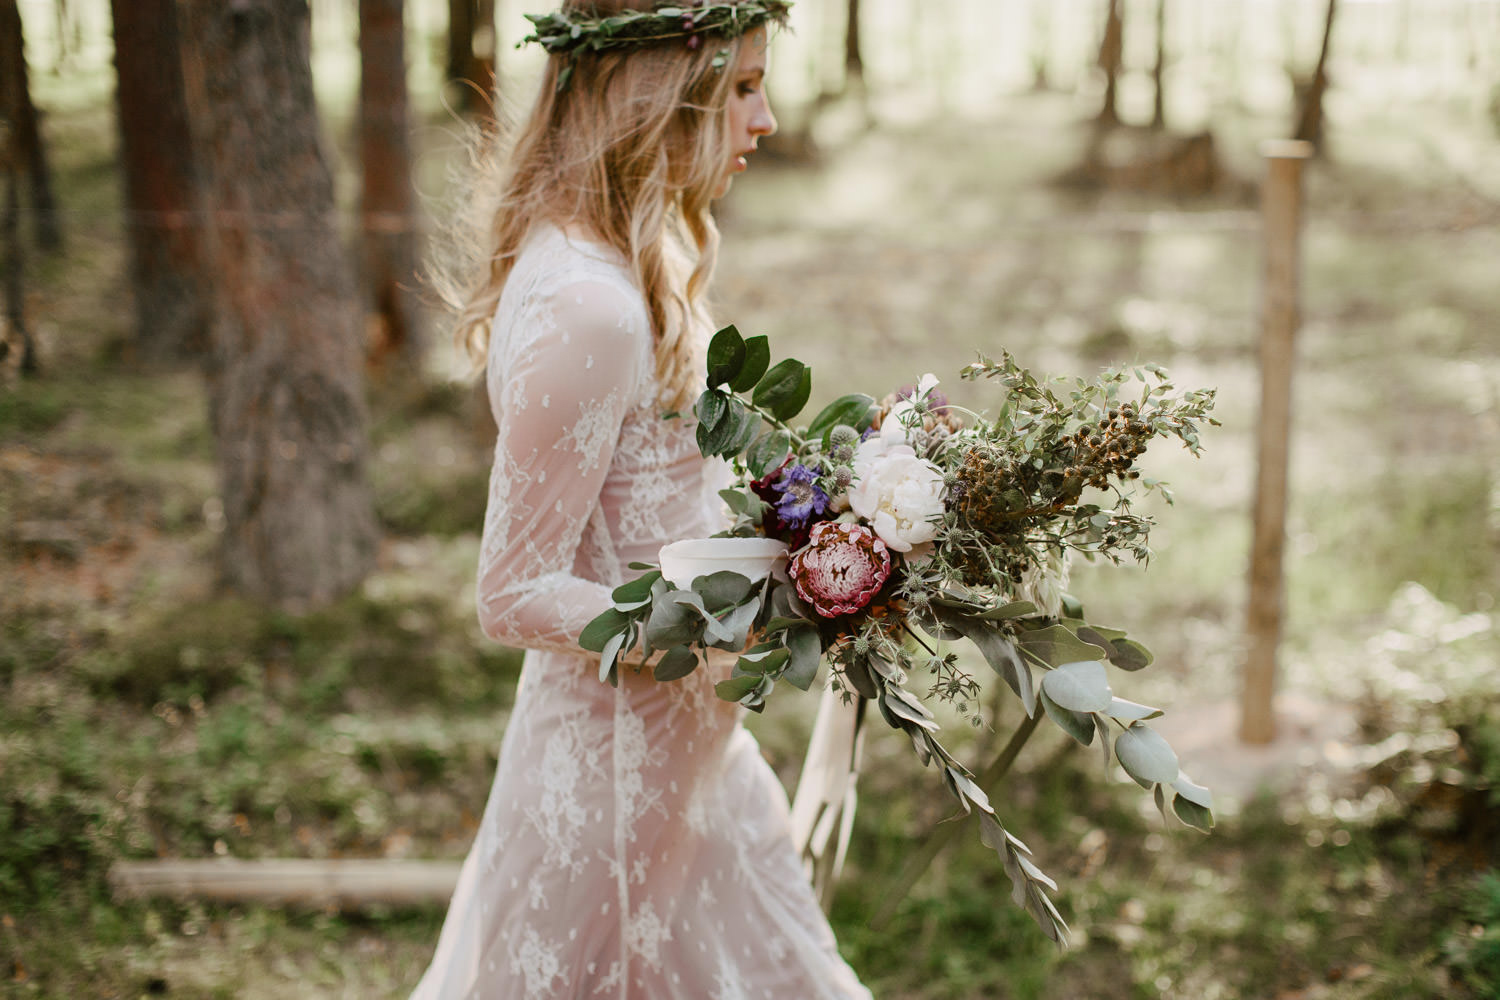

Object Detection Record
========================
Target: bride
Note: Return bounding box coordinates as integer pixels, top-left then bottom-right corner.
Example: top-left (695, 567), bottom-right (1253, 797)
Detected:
top-left (411, 2), bottom-right (872, 997)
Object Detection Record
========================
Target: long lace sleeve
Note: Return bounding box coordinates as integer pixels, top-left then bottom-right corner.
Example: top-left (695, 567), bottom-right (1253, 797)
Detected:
top-left (475, 276), bottom-right (649, 655)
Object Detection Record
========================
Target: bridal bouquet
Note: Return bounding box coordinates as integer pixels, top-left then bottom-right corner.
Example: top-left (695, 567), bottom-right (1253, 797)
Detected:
top-left (581, 325), bottom-right (1219, 943)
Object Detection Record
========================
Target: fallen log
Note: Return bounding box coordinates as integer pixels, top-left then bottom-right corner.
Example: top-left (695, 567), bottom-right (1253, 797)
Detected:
top-left (108, 858), bottom-right (461, 908)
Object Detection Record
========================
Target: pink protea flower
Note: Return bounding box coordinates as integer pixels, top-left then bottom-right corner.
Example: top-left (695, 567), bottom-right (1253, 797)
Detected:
top-left (789, 521), bottom-right (892, 618)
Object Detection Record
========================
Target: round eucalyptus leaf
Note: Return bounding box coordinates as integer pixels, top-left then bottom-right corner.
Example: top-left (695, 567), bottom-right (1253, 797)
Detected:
top-left (1115, 724), bottom-right (1180, 786)
top-left (1039, 660), bottom-right (1113, 713)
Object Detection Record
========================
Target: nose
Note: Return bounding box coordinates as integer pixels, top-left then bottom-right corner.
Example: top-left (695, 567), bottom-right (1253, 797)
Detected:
top-left (751, 92), bottom-right (777, 139)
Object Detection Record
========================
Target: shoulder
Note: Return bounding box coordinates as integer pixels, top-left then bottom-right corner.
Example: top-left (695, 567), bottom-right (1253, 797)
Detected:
top-left (490, 227), bottom-right (653, 387)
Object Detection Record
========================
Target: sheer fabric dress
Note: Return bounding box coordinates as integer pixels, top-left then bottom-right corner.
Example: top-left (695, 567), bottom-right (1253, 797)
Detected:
top-left (410, 226), bottom-right (872, 1000)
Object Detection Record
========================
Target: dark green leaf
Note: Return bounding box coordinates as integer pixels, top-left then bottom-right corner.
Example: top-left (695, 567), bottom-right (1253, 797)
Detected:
top-left (1172, 794), bottom-right (1215, 832)
top-left (715, 675), bottom-right (761, 702)
top-left (752, 359), bottom-right (812, 422)
top-left (747, 429), bottom-right (793, 478)
top-left (737, 646), bottom-right (789, 676)
top-left (841, 656), bottom-right (879, 699)
top-left (807, 393), bottom-right (876, 440)
top-left (705, 325), bottom-right (746, 387)
top-left (783, 627), bottom-right (821, 690)
top-left (653, 646), bottom-right (699, 682)
top-left (729, 335), bottom-right (771, 394)
top-left (611, 571), bottom-right (661, 606)
top-left (580, 608), bottom-right (631, 653)
top-left (1107, 637), bottom-right (1153, 671)
top-left (723, 401), bottom-right (761, 457)
top-left (1040, 688), bottom-right (1096, 746)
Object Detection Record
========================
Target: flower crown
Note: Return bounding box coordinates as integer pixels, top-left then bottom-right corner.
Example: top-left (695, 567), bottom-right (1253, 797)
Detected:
top-left (522, 1), bottom-right (792, 86)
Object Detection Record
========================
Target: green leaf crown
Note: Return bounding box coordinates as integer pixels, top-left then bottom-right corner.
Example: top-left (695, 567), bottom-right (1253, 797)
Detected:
top-left (521, 1), bottom-right (793, 62)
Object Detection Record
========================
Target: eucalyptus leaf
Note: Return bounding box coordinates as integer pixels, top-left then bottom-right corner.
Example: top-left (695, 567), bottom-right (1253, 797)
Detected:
top-left (1106, 637), bottom-right (1153, 671)
top-left (1039, 660), bottom-right (1113, 713)
top-left (580, 608), bottom-right (631, 653)
top-left (599, 630), bottom-right (627, 686)
top-left (653, 645), bottom-right (699, 682)
top-left (1039, 688), bottom-right (1096, 746)
top-left (841, 656), bottom-right (879, 700)
top-left (729, 335), bottom-right (771, 394)
top-left (645, 596), bottom-right (700, 648)
top-left (1115, 724), bottom-right (1181, 787)
top-left (1016, 623), bottom-right (1109, 667)
top-left (783, 627), bottom-right (821, 690)
top-left (977, 600), bottom-right (1038, 621)
top-left (714, 674), bottom-right (761, 702)
top-left (882, 688), bottom-right (939, 732)
top-left (736, 646), bottom-right (790, 676)
top-left (1171, 774), bottom-right (1214, 810)
top-left (692, 570), bottom-right (754, 611)
top-left (1172, 795), bottom-right (1215, 832)
top-left (610, 571), bottom-right (661, 606)
top-left (936, 611), bottom-right (1035, 717)
top-left (1105, 697), bottom-right (1163, 722)
top-left (713, 601), bottom-right (761, 651)
top-left (719, 488), bottom-right (751, 516)
top-left (705, 324), bottom-right (745, 388)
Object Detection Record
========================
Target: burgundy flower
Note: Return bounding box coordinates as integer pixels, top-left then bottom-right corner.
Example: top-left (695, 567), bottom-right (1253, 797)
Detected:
top-left (789, 521), bottom-right (892, 619)
top-left (751, 460), bottom-right (813, 550)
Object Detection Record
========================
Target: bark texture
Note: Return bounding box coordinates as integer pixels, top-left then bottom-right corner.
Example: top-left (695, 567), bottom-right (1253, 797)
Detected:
top-left (1096, 0), bottom-right (1124, 126)
top-left (179, 0), bottom-right (377, 610)
top-left (111, 0), bottom-right (209, 363)
top-left (0, 0), bottom-right (33, 371)
top-left (0, 0), bottom-right (60, 253)
top-left (359, 0), bottom-right (422, 367)
top-left (1293, 0), bottom-right (1339, 153)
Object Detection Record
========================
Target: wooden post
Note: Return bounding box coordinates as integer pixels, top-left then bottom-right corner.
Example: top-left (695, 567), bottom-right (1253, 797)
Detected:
top-left (1241, 139), bottom-right (1313, 746)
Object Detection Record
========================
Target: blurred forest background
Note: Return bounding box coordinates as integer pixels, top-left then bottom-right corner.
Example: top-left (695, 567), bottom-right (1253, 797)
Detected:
top-left (2, 0), bottom-right (1498, 997)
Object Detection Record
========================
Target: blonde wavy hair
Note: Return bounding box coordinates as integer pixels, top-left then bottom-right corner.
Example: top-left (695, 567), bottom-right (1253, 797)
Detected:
top-left (436, 1), bottom-right (750, 409)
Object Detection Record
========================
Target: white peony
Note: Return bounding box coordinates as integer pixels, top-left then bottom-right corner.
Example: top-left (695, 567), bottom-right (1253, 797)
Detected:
top-left (848, 440), bottom-right (946, 553)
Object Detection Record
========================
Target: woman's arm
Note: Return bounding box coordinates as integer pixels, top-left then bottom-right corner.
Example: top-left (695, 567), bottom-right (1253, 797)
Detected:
top-left (474, 277), bottom-right (647, 655)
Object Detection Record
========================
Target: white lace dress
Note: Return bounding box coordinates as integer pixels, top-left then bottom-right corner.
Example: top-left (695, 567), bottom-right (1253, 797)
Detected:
top-left (410, 226), bottom-right (873, 1000)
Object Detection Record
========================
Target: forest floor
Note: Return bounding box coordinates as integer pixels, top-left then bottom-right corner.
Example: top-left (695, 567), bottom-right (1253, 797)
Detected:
top-left (3, 77), bottom-right (1500, 999)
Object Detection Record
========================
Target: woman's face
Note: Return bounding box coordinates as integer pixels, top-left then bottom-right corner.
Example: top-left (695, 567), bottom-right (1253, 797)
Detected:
top-left (718, 27), bottom-right (777, 198)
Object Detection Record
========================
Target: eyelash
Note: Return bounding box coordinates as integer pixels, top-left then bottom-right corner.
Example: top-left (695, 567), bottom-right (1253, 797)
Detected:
top-left (737, 82), bottom-right (759, 97)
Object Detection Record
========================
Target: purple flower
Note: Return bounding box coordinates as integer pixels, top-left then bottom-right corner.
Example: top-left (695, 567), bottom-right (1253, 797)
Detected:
top-left (773, 464), bottom-right (830, 529)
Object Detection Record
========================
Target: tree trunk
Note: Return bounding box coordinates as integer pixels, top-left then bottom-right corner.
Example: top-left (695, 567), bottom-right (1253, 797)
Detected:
top-left (359, 0), bottom-right (422, 369)
top-left (2, 137), bottom-right (36, 374)
top-left (843, 0), bottom-right (863, 90)
top-left (1151, 0), bottom-right (1168, 130)
top-left (179, 0), bottom-right (377, 611)
top-left (1293, 0), bottom-right (1338, 154)
top-left (0, 0), bottom-right (61, 253)
top-left (111, 0), bottom-right (209, 364)
top-left (1029, 0), bottom-right (1052, 93)
top-left (1096, 0), bottom-right (1124, 127)
top-left (445, 0), bottom-right (495, 111)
